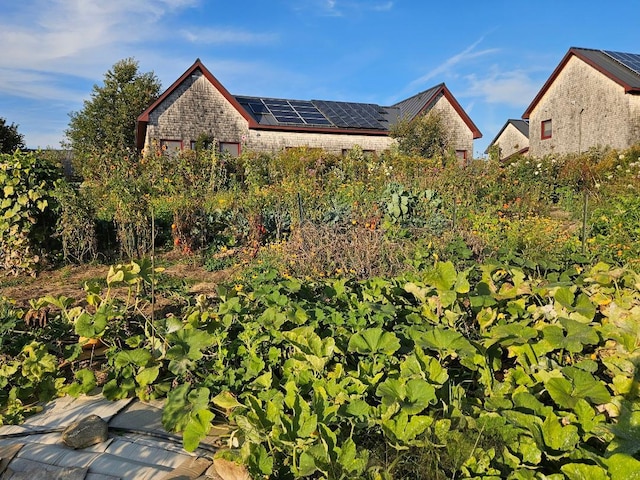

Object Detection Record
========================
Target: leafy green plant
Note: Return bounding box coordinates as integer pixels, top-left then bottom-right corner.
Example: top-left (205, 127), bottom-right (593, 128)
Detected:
top-left (0, 151), bottom-right (61, 274)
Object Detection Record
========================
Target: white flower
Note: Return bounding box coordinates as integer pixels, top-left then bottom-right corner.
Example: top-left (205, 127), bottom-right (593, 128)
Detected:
top-left (619, 154), bottom-right (625, 160)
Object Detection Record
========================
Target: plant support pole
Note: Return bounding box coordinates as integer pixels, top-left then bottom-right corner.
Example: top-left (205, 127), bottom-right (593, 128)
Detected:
top-left (581, 189), bottom-right (588, 255)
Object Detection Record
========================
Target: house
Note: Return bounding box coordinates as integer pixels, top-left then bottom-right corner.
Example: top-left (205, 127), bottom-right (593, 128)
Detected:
top-left (523, 47), bottom-right (640, 157)
top-left (484, 119), bottom-right (529, 161)
top-left (136, 59), bottom-right (481, 159)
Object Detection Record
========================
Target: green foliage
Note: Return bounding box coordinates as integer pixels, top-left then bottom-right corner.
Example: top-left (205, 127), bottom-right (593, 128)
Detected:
top-left (0, 117), bottom-right (25, 154)
top-left (3, 258), bottom-right (640, 478)
top-left (0, 151), bottom-right (61, 274)
top-left (65, 58), bottom-right (161, 177)
top-left (389, 109), bottom-right (451, 161)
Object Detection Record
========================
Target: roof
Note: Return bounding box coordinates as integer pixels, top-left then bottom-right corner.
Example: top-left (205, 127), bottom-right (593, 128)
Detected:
top-left (523, 47), bottom-right (640, 119)
top-left (484, 119), bottom-right (529, 153)
top-left (391, 83), bottom-right (482, 139)
top-left (136, 59), bottom-right (482, 148)
top-left (0, 395), bottom-right (230, 480)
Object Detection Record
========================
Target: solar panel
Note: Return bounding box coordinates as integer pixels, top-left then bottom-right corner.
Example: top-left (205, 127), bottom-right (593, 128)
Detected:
top-left (236, 96), bottom-right (335, 127)
top-left (313, 101), bottom-right (386, 130)
top-left (603, 50), bottom-right (640, 75)
top-left (248, 102), bottom-right (269, 114)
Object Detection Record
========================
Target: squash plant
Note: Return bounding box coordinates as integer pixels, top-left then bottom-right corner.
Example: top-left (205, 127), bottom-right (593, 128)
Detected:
top-left (3, 259), bottom-right (640, 479)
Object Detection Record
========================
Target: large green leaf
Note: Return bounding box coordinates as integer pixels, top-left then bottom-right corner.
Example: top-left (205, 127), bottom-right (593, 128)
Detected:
top-left (561, 463), bottom-right (608, 480)
top-left (605, 453), bottom-right (640, 480)
top-left (183, 408), bottom-right (214, 452)
top-left (376, 377), bottom-right (436, 414)
top-left (559, 318), bottom-right (600, 352)
top-left (381, 410), bottom-right (433, 445)
top-left (348, 328), bottom-right (400, 355)
top-left (412, 326), bottom-right (476, 361)
top-left (162, 384), bottom-right (211, 433)
top-left (541, 414), bottom-right (579, 451)
top-left (74, 311), bottom-right (108, 338)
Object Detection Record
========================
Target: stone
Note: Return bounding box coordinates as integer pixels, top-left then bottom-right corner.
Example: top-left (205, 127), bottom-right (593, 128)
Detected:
top-left (208, 457), bottom-right (251, 480)
top-left (61, 414), bottom-right (109, 449)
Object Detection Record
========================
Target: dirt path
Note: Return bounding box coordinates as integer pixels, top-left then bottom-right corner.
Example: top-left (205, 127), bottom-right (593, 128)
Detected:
top-left (0, 255), bottom-right (233, 308)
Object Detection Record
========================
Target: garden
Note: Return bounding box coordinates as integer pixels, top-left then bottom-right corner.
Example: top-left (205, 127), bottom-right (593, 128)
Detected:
top-left (1, 140), bottom-right (640, 479)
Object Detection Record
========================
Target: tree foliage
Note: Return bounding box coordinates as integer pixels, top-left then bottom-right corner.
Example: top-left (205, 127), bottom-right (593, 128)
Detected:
top-left (65, 58), bottom-right (161, 176)
top-left (390, 109), bottom-right (451, 160)
top-left (0, 118), bottom-right (26, 154)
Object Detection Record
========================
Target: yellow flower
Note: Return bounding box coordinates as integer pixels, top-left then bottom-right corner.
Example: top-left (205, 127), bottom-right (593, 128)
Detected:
top-left (234, 284), bottom-right (243, 291)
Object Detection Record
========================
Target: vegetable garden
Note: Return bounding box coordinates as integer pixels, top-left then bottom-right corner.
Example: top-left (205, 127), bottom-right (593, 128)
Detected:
top-left (1, 143), bottom-right (640, 479)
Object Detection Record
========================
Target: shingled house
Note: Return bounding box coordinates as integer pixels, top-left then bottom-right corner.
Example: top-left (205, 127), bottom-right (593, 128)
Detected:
top-left (484, 119), bottom-right (529, 161)
top-left (136, 59), bottom-right (481, 159)
top-left (523, 47), bottom-right (640, 157)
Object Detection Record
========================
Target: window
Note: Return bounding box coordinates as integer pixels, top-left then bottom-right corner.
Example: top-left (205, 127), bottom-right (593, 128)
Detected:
top-left (220, 142), bottom-right (240, 157)
top-left (160, 139), bottom-right (182, 155)
top-left (455, 150), bottom-right (467, 160)
top-left (541, 120), bottom-right (552, 139)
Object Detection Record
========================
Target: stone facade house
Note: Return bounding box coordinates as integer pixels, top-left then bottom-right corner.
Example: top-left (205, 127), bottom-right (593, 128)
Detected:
top-left (136, 59), bottom-right (481, 159)
top-left (523, 47), bottom-right (640, 157)
top-left (484, 119), bottom-right (529, 161)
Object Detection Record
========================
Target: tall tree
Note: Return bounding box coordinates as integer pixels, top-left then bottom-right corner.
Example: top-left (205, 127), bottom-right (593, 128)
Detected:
top-left (0, 117), bottom-right (26, 153)
top-left (65, 58), bottom-right (161, 174)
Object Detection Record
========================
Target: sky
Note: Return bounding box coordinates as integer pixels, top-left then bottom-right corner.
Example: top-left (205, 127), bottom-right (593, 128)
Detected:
top-left (0, 1), bottom-right (638, 157)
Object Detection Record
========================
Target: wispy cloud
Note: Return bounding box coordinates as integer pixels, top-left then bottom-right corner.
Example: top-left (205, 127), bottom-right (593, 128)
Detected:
top-left (294, 0), bottom-right (394, 17)
top-left (405, 38), bottom-right (499, 92)
top-left (180, 27), bottom-right (278, 45)
top-left (463, 68), bottom-right (541, 108)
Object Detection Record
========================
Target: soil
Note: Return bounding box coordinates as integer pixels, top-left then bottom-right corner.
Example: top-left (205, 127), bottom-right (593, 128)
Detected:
top-left (0, 252), bottom-right (235, 309)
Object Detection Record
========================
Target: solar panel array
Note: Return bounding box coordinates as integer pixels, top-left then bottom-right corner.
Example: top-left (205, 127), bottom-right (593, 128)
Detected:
top-left (236, 97), bottom-right (333, 127)
top-left (236, 96), bottom-right (392, 130)
top-left (603, 50), bottom-right (640, 75)
top-left (312, 101), bottom-right (387, 130)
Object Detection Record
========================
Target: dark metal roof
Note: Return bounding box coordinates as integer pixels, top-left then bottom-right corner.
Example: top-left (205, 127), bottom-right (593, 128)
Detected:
top-left (523, 47), bottom-right (640, 119)
top-left (391, 84), bottom-right (443, 121)
top-left (576, 48), bottom-right (640, 90)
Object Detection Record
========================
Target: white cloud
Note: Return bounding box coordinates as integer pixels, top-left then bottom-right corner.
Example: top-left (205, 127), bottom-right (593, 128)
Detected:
top-left (180, 28), bottom-right (278, 45)
top-left (463, 68), bottom-right (540, 108)
top-left (293, 0), bottom-right (394, 17)
top-left (406, 38), bottom-right (499, 91)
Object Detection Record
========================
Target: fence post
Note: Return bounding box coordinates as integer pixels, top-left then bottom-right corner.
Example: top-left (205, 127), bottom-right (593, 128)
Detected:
top-left (298, 192), bottom-right (304, 224)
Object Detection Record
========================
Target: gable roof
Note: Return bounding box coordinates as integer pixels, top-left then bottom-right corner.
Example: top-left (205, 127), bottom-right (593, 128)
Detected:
top-left (392, 83), bottom-right (482, 139)
top-left (137, 59), bottom-right (482, 148)
top-left (523, 47), bottom-right (640, 119)
top-left (136, 58), bottom-right (253, 149)
top-left (484, 119), bottom-right (529, 153)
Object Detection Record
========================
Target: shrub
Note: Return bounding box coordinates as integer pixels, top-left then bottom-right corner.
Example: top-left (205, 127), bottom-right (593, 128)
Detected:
top-left (0, 151), bottom-right (62, 274)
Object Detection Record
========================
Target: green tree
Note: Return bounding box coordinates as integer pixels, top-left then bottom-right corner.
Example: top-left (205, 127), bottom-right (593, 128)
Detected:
top-left (0, 117), bottom-right (26, 153)
top-left (390, 109), bottom-right (451, 160)
top-left (65, 58), bottom-right (161, 176)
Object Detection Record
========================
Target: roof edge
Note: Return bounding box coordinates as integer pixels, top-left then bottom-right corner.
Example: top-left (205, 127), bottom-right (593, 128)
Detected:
top-left (136, 59), bottom-right (256, 149)
top-left (523, 47), bottom-right (640, 119)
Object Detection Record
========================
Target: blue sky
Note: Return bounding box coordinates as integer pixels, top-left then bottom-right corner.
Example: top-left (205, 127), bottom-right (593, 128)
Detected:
top-left (1, 0), bottom-right (638, 156)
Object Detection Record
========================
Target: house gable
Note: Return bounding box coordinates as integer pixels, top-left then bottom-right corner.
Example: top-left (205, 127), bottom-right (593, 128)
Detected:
top-left (523, 47), bottom-right (640, 156)
top-left (485, 119), bottom-right (529, 159)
